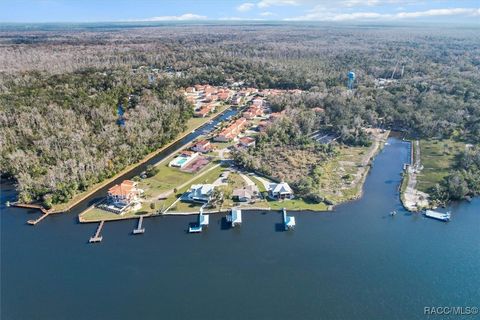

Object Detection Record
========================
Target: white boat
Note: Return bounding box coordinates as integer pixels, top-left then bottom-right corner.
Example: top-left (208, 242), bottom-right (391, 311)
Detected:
top-left (390, 210), bottom-right (397, 216)
top-left (424, 210), bottom-right (451, 222)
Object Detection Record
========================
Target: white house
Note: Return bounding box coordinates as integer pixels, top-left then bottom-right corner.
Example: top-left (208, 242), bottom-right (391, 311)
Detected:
top-left (268, 182), bottom-right (293, 200)
top-left (186, 184), bottom-right (215, 203)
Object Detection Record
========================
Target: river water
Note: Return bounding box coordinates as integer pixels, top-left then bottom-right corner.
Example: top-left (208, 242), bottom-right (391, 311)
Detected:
top-left (1, 137), bottom-right (479, 320)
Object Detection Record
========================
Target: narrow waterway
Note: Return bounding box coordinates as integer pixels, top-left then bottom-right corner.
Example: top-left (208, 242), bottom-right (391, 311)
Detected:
top-left (1, 137), bottom-right (479, 320)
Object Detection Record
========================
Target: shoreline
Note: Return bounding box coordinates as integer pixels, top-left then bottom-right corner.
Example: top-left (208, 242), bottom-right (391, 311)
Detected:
top-left (12, 104), bottom-right (232, 215)
top-left (77, 130), bottom-right (388, 224)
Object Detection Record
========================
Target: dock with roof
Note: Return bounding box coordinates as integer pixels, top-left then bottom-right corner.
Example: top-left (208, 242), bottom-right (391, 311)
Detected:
top-left (226, 208), bottom-right (242, 227)
top-left (282, 208), bottom-right (295, 230)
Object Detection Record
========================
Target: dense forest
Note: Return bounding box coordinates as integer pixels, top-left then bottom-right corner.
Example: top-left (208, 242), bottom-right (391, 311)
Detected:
top-left (0, 70), bottom-right (192, 206)
top-left (0, 23), bottom-right (479, 205)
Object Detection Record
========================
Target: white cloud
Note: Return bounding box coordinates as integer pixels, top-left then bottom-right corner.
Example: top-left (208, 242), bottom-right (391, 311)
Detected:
top-left (286, 6), bottom-right (480, 21)
top-left (260, 11), bottom-right (276, 16)
top-left (141, 13), bottom-right (207, 21)
top-left (258, 0), bottom-right (301, 8)
top-left (237, 2), bottom-right (256, 12)
top-left (219, 17), bottom-right (266, 21)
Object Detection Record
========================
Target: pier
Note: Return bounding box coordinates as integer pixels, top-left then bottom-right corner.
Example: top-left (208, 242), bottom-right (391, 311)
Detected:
top-left (89, 221), bottom-right (105, 243)
top-left (133, 216), bottom-right (145, 234)
top-left (226, 208), bottom-right (242, 227)
top-left (282, 208), bottom-right (295, 231)
top-left (27, 213), bottom-right (50, 226)
top-left (189, 207), bottom-right (209, 233)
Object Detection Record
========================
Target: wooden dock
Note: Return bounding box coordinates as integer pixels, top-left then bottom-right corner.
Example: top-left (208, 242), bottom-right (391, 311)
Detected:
top-left (132, 216), bottom-right (145, 234)
top-left (27, 213), bottom-right (50, 226)
top-left (89, 221), bottom-right (105, 243)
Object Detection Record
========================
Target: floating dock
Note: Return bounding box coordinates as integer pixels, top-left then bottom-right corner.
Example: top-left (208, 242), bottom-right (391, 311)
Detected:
top-left (89, 221), bottom-right (105, 243)
top-left (226, 208), bottom-right (242, 227)
top-left (189, 208), bottom-right (209, 233)
top-left (424, 210), bottom-right (451, 222)
top-left (133, 216), bottom-right (145, 234)
top-left (283, 208), bottom-right (295, 231)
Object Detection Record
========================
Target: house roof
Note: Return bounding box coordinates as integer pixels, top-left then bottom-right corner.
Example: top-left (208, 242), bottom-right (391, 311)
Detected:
top-left (270, 182), bottom-right (293, 194)
top-left (108, 180), bottom-right (137, 197)
top-left (190, 184), bottom-right (214, 196)
top-left (195, 140), bottom-right (211, 147)
top-left (233, 188), bottom-right (253, 198)
top-left (239, 136), bottom-right (255, 145)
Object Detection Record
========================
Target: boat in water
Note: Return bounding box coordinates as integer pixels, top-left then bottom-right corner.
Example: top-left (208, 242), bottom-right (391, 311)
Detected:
top-left (390, 210), bottom-right (397, 216)
top-left (424, 210), bottom-right (451, 222)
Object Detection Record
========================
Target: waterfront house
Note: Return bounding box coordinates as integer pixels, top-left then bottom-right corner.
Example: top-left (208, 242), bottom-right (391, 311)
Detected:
top-left (169, 151), bottom-right (200, 168)
top-left (214, 117), bottom-right (247, 142)
top-left (107, 180), bottom-right (139, 207)
top-left (186, 184), bottom-right (215, 203)
top-left (192, 140), bottom-right (213, 153)
top-left (268, 182), bottom-right (293, 200)
top-left (232, 188), bottom-right (254, 202)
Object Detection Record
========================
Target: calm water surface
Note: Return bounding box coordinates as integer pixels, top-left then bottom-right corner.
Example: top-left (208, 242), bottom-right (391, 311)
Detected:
top-left (1, 137), bottom-right (479, 320)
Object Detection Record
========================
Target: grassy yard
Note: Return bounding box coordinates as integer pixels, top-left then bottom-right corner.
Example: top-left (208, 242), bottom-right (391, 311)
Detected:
top-left (416, 139), bottom-right (465, 193)
top-left (316, 144), bottom-right (371, 204)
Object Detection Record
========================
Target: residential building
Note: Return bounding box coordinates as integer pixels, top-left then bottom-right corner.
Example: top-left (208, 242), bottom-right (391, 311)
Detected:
top-left (186, 184), bottom-right (215, 203)
top-left (192, 140), bottom-right (213, 153)
top-left (214, 117), bottom-right (247, 142)
top-left (107, 180), bottom-right (139, 207)
top-left (268, 182), bottom-right (294, 200)
top-left (242, 105), bottom-right (264, 119)
top-left (239, 136), bottom-right (256, 148)
top-left (232, 186), bottom-right (256, 202)
top-left (169, 151), bottom-right (200, 168)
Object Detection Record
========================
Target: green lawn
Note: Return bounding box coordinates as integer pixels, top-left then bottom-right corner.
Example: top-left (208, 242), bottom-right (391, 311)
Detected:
top-left (416, 139), bottom-right (465, 193)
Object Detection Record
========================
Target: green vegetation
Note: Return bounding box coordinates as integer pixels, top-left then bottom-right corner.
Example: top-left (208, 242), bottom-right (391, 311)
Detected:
top-left (2, 24), bottom-right (480, 208)
top-left (416, 139), bottom-right (466, 193)
top-left (0, 70), bottom-right (193, 206)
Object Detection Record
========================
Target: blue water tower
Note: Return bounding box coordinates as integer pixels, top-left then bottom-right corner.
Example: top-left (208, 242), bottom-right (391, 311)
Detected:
top-left (347, 71), bottom-right (356, 89)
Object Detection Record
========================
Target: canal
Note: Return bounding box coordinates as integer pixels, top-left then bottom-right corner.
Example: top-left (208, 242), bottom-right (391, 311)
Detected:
top-left (1, 137), bottom-right (479, 320)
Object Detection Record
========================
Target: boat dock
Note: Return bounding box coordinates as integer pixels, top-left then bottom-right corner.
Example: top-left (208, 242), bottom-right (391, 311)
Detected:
top-left (89, 221), bottom-right (105, 243)
top-left (226, 208), bottom-right (242, 227)
top-left (27, 213), bottom-right (50, 226)
top-left (424, 210), bottom-right (451, 222)
top-left (132, 216), bottom-right (145, 234)
top-left (282, 208), bottom-right (296, 231)
top-left (189, 208), bottom-right (209, 233)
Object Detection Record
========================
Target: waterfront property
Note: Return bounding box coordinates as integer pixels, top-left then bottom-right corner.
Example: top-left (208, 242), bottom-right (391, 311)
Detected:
top-left (184, 184), bottom-right (215, 203)
top-left (268, 182), bottom-right (294, 200)
top-left (192, 140), bottom-right (213, 153)
top-left (232, 186), bottom-right (257, 202)
top-left (214, 117), bottom-right (247, 142)
top-left (101, 180), bottom-right (142, 214)
top-left (169, 151), bottom-right (200, 168)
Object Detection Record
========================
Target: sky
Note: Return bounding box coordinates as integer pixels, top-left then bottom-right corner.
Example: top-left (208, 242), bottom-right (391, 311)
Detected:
top-left (1, 0), bottom-right (479, 24)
